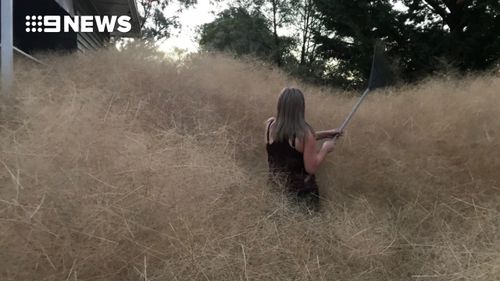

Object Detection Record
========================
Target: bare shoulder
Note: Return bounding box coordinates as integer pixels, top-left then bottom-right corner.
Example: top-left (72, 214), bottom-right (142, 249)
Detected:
top-left (305, 127), bottom-right (315, 140)
top-left (264, 117), bottom-right (276, 143)
top-left (295, 128), bottom-right (315, 153)
top-left (265, 117), bottom-right (276, 126)
top-left (306, 122), bottom-right (315, 136)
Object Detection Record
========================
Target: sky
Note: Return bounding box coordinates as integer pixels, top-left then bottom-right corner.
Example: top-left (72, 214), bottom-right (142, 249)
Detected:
top-left (159, 1), bottom-right (408, 54)
top-left (159, 1), bottom-right (230, 53)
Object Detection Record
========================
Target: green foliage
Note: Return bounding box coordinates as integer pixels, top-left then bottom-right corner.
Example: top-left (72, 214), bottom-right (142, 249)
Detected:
top-left (235, 0), bottom-right (302, 65)
top-left (313, 0), bottom-right (408, 88)
top-left (401, 0), bottom-right (500, 71)
top-left (139, 0), bottom-right (198, 40)
top-left (195, 0), bottom-right (500, 88)
top-left (199, 7), bottom-right (294, 62)
top-left (313, 0), bottom-right (500, 87)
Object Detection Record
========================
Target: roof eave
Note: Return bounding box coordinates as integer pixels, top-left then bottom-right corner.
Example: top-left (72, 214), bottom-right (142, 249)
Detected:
top-left (105, 0), bottom-right (142, 38)
top-left (119, 0), bottom-right (141, 38)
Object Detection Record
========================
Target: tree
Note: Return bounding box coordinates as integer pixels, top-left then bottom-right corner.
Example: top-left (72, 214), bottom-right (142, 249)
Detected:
top-left (401, 0), bottom-right (500, 71)
top-left (198, 7), bottom-right (276, 60)
top-left (138, 0), bottom-right (197, 40)
top-left (235, 0), bottom-right (301, 65)
top-left (313, 0), bottom-right (500, 87)
top-left (313, 0), bottom-right (405, 88)
top-left (297, 0), bottom-right (320, 66)
top-left (286, 0), bottom-right (326, 82)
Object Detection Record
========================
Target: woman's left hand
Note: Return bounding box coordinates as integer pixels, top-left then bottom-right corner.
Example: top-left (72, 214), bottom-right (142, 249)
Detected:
top-left (326, 128), bottom-right (343, 138)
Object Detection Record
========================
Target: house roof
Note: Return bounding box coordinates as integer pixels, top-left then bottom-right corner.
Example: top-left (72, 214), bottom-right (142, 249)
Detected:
top-left (91, 0), bottom-right (142, 37)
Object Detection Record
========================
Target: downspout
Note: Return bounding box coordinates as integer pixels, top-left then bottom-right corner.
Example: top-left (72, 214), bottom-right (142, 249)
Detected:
top-left (1, 0), bottom-right (14, 93)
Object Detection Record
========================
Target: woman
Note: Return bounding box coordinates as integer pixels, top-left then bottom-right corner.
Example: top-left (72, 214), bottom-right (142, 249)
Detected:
top-left (265, 87), bottom-right (342, 209)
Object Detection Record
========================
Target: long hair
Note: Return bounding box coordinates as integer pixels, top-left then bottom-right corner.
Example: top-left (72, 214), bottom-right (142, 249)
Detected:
top-left (272, 87), bottom-right (309, 142)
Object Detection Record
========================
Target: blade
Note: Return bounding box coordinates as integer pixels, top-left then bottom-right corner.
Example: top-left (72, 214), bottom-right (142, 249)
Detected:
top-left (368, 42), bottom-right (391, 90)
top-left (338, 88), bottom-right (370, 132)
top-left (337, 42), bottom-right (390, 133)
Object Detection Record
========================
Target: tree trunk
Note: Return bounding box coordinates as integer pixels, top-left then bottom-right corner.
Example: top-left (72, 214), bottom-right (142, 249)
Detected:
top-left (272, 0), bottom-right (282, 66)
top-left (300, 0), bottom-right (312, 65)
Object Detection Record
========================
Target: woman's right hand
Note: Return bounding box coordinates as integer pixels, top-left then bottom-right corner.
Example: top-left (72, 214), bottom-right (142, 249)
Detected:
top-left (322, 139), bottom-right (337, 153)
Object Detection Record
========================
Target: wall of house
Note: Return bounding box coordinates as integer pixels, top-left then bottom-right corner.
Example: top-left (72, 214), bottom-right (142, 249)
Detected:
top-left (74, 0), bottom-right (110, 51)
top-left (0, 0), bottom-right (111, 54)
top-left (11, 0), bottom-right (77, 54)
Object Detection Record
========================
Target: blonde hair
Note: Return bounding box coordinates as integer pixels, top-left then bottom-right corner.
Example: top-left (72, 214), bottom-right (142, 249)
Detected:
top-left (272, 87), bottom-right (310, 142)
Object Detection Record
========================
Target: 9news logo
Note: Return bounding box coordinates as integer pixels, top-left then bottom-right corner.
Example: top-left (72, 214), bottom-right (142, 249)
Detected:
top-left (25, 15), bottom-right (132, 33)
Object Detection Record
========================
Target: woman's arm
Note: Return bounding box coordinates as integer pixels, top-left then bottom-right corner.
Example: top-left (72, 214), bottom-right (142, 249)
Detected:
top-left (315, 128), bottom-right (343, 140)
top-left (303, 131), bottom-right (336, 174)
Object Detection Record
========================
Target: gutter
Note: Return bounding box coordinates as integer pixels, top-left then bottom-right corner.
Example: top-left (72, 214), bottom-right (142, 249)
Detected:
top-left (0, 44), bottom-right (46, 65)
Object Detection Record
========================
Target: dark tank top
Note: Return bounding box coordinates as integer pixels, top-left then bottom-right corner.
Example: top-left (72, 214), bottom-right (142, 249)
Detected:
top-left (266, 121), bottom-right (318, 193)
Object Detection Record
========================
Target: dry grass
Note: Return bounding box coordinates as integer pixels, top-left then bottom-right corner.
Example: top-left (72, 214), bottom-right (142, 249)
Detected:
top-left (0, 45), bottom-right (499, 280)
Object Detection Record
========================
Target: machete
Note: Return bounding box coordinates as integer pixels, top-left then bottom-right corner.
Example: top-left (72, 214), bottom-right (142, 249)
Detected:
top-left (337, 42), bottom-right (391, 134)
